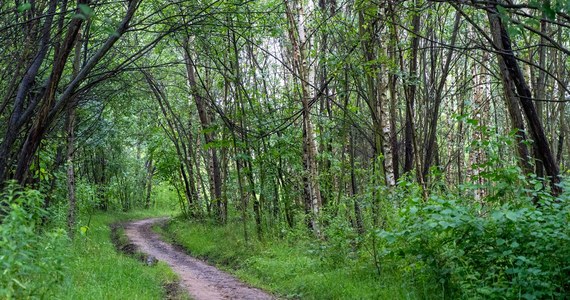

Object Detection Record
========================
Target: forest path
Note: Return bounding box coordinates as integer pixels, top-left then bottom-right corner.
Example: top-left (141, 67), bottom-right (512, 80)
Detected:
top-left (123, 218), bottom-right (274, 300)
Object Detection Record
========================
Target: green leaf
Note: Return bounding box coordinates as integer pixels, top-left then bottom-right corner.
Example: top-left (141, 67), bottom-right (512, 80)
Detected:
top-left (542, 2), bottom-right (556, 20)
top-left (409, 206), bottom-right (418, 214)
top-left (78, 4), bottom-right (94, 17)
top-left (80, 226), bottom-right (89, 235)
top-left (17, 2), bottom-right (31, 13)
top-left (524, 17), bottom-right (540, 29)
top-left (12, 278), bottom-right (26, 289)
top-left (491, 211), bottom-right (504, 220)
top-left (507, 24), bottom-right (523, 37)
top-left (73, 13), bottom-right (87, 20)
top-left (466, 118), bottom-right (479, 126)
top-left (496, 5), bottom-right (509, 22)
top-left (505, 211), bottom-right (519, 221)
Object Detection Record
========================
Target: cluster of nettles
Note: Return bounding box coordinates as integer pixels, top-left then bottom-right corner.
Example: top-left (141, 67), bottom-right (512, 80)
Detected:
top-left (378, 178), bottom-right (570, 299)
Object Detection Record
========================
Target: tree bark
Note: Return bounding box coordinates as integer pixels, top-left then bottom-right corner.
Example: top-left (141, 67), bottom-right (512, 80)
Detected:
top-left (467, 50), bottom-right (489, 202)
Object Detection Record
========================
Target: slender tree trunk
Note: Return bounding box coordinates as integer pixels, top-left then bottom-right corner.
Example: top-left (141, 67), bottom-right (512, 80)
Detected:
top-left (182, 38), bottom-right (225, 222)
top-left (285, 0), bottom-right (322, 235)
top-left (65, 104), bottom-right (77, 238)
top-left (66, 28), bottom-right (83, 239)
top-left (421, 12), bottom-right (461, 183)
top-left (532, 15), bottom-right (548, 178)
top-left (146, 72), bottom-right (200, 214)
top-left (229, 24), bottom-right (262, 239)
top-left (232, 131), bottom-right (249, 243)
top-left (350, 128), bottom-right (364, 235)
top-left (468, 50), bottom-right (489, 202)
top-left (144, 154), bottom-right (155, 209)
top-left (404, 5), bottom-right (420, 175)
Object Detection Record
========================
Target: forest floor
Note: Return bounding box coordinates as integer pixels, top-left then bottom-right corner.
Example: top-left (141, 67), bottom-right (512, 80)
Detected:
top-left (123, 218), bottom-right (275, 300)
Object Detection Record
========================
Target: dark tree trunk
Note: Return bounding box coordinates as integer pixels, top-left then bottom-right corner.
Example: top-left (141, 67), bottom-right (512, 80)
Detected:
top-left (404, 8), bottom-right (420, 175)
top-left (487, 2), bottom-right (561, 195)
top-left (421, 12), bottom-right (461, 181)
top-left (0, 0), bottom-right (58, 184)
top-left (183, 40), bottom-right (225, 222)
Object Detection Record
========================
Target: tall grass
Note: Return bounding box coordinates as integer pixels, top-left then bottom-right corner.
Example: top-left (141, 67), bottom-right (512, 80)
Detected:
top-left (162, 218), bottom-right (440, 299)
top-left (54, 209), bottom-right (186, 300)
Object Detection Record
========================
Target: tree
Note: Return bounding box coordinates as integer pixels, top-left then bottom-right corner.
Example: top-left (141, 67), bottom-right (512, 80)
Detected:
top-left (285, 0), bottom-right (323, 234)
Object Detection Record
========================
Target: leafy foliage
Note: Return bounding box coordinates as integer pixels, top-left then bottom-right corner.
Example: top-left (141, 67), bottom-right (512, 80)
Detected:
top-left (378, 180), bottom-right (570, 299)
top-left (0, 182), bottom-right (67, 299)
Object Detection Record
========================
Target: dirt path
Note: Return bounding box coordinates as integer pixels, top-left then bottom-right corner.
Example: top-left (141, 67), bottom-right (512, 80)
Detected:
top-left (124, 218), bottom-right (274, 300)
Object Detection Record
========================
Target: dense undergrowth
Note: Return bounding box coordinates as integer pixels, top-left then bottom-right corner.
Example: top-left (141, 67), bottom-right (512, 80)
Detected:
top-left (161, 176), bottom-right (570, 299)
top-left (378, 186), bottom-right (570, 299)
top-left (0, 182), bottom-right (184, 299)
top-left (0, 182), bottom-right (66, 299)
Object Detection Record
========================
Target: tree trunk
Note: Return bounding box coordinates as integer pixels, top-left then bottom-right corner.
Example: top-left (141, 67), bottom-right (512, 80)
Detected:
top-left (66, 28), bottom-right (83, 239)
top-left (66, 105), bottom-right (77, 238)
top-left (467, 50), bottom-right (489, 202)
top-left (487, 2), bottom-right (561, 196)
top-left (404, 3), bottom-right (420, 175)
top-left (144, 155), bottom-right (155, 209)
top-left (182, 39), bottom-right (225, 222)
top-left (421, 12), bottom-right (460, 183)
top-left (0, 0), bottom-right (58, 184)
top-left (285, 0), bottom-right (322, 235)
top-left (350, 128), bottom-right (364, 235)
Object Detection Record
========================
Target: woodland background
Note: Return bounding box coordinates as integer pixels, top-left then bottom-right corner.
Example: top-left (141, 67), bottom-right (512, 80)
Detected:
top-left (1, 0), bottom-right (570, 298)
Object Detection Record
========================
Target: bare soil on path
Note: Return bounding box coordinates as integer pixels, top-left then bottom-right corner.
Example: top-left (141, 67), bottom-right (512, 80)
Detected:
top-left (123, 218), bottom-right (275, 300)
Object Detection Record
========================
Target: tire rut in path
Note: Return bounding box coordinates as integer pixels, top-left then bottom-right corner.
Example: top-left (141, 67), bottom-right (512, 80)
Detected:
top-left (124, 218), bottom-right (274, 300)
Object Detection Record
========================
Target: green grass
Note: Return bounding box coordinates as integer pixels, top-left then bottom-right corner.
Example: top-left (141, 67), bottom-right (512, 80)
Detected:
top-left (53, 209), bottom-right (188, 300)
top-left (162, 218), bottom-right (441, 300)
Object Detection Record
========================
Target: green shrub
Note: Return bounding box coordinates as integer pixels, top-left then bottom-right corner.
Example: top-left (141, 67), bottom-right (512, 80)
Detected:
top-left (0, 182), bottom-right (68, 299)
top-left (378, 181), bottom-right (570, 299)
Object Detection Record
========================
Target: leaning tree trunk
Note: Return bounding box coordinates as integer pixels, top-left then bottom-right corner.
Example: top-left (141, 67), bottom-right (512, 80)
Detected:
top-left (487, 2), bottom-right (561, 196)
top-left (13, 0), bottom-right (139, 184)
top-left (0, 0), bottom-right (58, 185)
top-left (182, 39), bottom-right (225, 223)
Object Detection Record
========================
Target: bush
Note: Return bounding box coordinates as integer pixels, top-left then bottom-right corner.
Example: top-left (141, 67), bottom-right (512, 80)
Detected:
top-left (0, 182), bottom-right (67, 299)
top-left (378, 182), bottom-right (570, 299)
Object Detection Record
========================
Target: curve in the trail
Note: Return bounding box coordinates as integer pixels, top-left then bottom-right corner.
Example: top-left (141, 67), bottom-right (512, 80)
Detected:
top-left (124, 218), bottom-right (274, 300)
